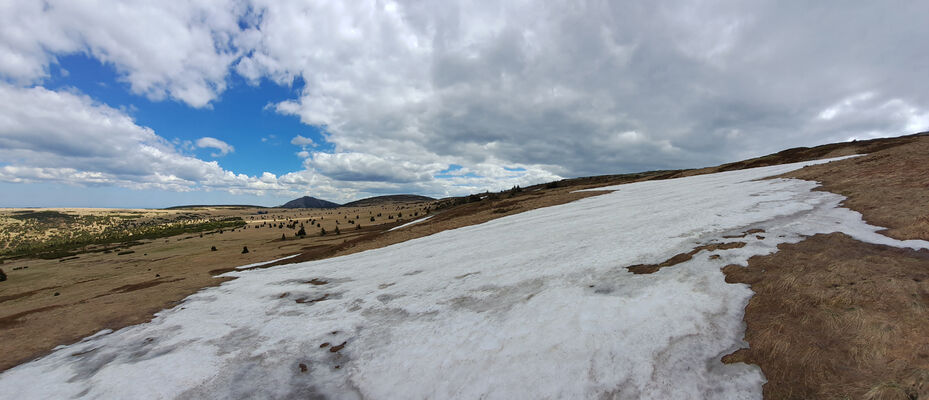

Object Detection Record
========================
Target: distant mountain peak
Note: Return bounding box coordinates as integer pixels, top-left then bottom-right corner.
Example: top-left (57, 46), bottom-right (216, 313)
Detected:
top-left (278, 196), bottom-right (341, 209)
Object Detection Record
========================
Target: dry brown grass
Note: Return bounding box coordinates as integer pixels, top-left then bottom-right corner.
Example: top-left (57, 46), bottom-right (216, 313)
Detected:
top-left (719, 135), bottom-right (929, 399)
top-left (783, 135), bottom-right (929, 241)
top-left (722, 233), bottom-right (929, 399)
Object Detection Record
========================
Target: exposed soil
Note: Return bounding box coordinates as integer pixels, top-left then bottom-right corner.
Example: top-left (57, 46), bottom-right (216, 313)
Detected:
top-left (626, 241), bottom-right (746, 274)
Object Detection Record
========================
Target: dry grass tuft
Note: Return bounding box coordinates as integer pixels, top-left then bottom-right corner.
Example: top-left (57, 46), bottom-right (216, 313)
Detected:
top-left (863, 382), bottom-right (914, 400)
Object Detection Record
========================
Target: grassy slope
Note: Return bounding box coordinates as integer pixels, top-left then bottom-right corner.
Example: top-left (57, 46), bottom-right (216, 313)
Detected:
top-left (1, 131), bottom-right (927, 393)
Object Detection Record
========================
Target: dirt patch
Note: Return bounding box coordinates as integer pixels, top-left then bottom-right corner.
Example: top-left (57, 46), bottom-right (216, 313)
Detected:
top-left (722, 233), bottom-right (929, 399)
top-left (626, 242), bottom-right (746, 274)
top-left (295, 294), bottom-right (329, 304)
top-left (723, 229), bottom-right (765, 239)
top-left (0, 285), bottom-right (62, 304)
top-left (0, 305), bottom-right (66, 330)
top-left (329, 341), bottom-right (347, 353)
top-left (108, 278), bottom-right (185, 294)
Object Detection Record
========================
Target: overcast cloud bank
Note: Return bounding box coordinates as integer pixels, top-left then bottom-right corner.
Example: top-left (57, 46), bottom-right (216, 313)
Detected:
top-left (1, 1), bottom-right (927, 203)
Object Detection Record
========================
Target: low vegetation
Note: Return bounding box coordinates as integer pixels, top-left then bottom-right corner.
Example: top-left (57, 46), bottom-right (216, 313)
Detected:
top-left (0, 211), bottom-right (245, 260)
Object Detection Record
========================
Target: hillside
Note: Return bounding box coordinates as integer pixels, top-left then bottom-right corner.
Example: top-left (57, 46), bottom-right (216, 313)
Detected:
top-left (163, 205), bottom-right (264, 210)
top-left (341, 194), bottom-right (434, 208)
top-left (278, 196), bottom-right (340, 209)
top-left (2, 132), bottom-right (928, 398)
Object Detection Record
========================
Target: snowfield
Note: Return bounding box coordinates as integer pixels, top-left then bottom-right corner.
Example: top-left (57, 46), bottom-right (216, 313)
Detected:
top-left (3, 158), bottom-right (927, 399)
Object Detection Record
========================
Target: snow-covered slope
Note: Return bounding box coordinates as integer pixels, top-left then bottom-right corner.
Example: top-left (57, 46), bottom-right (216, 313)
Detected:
top-left (3, 158), bottom-right (927, 399)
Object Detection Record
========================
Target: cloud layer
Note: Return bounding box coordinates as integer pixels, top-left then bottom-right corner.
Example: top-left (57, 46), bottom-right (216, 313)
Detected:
top-left (2, 0), bottom-right (928, 203)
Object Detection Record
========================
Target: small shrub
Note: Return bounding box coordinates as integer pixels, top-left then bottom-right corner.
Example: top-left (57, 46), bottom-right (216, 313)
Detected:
top-left (211, 246), bottom-right (217, 251)
top-left (242, 246), bottom-right (249, 254)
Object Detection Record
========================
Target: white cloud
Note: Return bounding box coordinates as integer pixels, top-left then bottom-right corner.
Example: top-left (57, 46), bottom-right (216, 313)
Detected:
top-left (0, 84), bottom-right (277, 194)
top-left (3, 1), bottom-right (929, 203)
top-left (196, 137), bottom-right (235, 157)
top-left (0, 0), bottom-right (243, 108)
top-left (290, 135), bottom-right (314, 147)
top-left (0, 84), bottom-right (554, 203)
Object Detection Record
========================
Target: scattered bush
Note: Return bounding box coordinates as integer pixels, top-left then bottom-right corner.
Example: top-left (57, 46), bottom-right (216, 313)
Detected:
top-left (242, 246), bottom-right (249, 254)
top-left (211, 246), bottom-right (217, 251)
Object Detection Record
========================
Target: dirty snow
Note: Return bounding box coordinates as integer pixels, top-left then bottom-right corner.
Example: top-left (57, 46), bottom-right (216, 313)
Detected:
top-left (387, 215), bottom-right (433, 231)
top-left (3, 157), bottom-right (927, 399)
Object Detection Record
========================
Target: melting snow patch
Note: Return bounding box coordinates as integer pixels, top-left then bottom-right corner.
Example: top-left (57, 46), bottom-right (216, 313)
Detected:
top-left (2, 157), bottom-right (926, 399)
top-left (234, 254), bottom-right (300, 270)
top-left (387, 215), bottom-right (433, 231)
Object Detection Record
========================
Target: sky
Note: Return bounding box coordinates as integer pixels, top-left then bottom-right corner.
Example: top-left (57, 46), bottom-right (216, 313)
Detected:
top-left (1, 1), bottom-right (927, 208)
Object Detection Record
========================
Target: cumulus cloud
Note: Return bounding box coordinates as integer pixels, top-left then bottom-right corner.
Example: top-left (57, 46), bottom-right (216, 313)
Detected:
top-left (290, 135), bottom-right (314, 147)
top-left (2, 1), bottom-right (929, 202)
top-left (0, 84), bottom-right (548, 202)
top-left (0, 84), bottom-right (273, 194)
top-left (0, 0), bottom-right (242, 107)
top-left (196, 137), bottom-right (235, 157)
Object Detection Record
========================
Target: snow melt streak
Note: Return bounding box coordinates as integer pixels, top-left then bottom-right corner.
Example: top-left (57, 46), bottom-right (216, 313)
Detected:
top-left (3, 158), bottom-right (927, 399)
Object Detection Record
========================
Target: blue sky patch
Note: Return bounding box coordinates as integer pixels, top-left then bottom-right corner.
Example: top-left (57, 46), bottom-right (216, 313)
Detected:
top-left (45, 54), bottom-right (329, 177)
